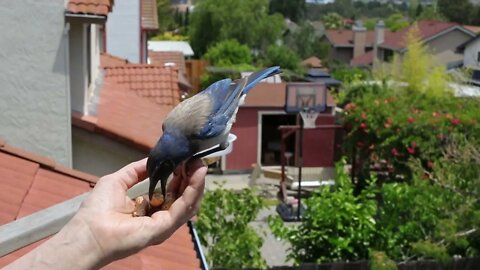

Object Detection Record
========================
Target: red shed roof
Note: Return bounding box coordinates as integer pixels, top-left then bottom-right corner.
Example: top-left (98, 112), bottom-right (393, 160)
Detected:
top-left (0, 139), bottom-right (201, 269)
top-left (66, 0), bottom-right (114, 16)
top-left (350, 50), bottom-right (374, 67)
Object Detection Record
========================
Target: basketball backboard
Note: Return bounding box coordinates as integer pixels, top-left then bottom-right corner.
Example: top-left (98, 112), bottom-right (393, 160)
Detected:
top-left (285, 82), bottom-right (327, 113)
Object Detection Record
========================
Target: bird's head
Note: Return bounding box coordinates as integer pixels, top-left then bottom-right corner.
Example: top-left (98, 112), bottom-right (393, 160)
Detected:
top-left (146, 150), bottom-right (175, 200)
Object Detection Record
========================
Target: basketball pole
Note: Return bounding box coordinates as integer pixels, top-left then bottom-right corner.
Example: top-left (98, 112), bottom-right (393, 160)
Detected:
top-left (297, 113), bottom-right (304, 221)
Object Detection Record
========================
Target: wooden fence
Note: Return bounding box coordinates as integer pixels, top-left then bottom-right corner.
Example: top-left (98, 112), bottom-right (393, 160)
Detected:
top-left (185, 59), bottom-right (208, 93)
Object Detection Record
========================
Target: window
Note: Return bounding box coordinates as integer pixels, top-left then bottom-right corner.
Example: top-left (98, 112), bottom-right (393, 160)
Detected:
top-left (477, 51), bottom-right (480, 63)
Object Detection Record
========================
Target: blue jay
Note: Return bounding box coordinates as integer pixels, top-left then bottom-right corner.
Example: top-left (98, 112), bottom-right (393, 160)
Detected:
top-left (146, 66), bottom-right (281, 200)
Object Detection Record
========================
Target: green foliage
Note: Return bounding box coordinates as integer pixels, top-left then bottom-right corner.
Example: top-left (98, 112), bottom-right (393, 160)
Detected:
top-left (195, 187), bottom-right (267, 269)
top-left (269, 0), bottom-right (305, 22)
top-left (283, 22), bottom-right (324, 60)
top-left (156, 0), bottom-right (177, 33)
top-left (438, 0), bottom-right (476, 24)
top-left (331, 66), bottom-right (369, 84)
top-left (384, 13), bottom-right (409, 32)
top-left (262, 44), bottom-right (301, 72)
top-left (411, 240), bottom-right (451, 265)
top-left (268, 159), bottom-right (378, 264)
top-left (189, 0), bottom-right (285, 57)
top-left (370, 251), bottom-right (398, 270)
top-left (203, 39), bottom-right (252, 67)
top-left (322, 12), bottom-right (345, 30)
top-left (150, 32), bottom-right (189, 41)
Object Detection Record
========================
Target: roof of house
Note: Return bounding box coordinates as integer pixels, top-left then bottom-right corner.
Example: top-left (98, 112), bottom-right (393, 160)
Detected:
top-left (464, 25), bottom-right (480, 34)
top-left (242, 82), bottom-right (335, 108)
top-left (100, 52), bottom-right (130, 67)
top-left (350, 50), bottom-right (374, 67)
top-left (301, 56), bottom-right (324, 68)
top-left (149, 51), bottom-right (187, 75)
top-left (66, 0), bottom-right (114, 16)
top-left (73, 54), bottom-right (181, 151)
top-left (148, 41), bottom-right (195, 57)
top-left (380, 20), bottom-right (470, 50)
top-left (0, 139), bottom-right (201, 269)
top-left (141, 0), bottom-right (159, 30)
top-left (457, 34), bottom-right (480, 52)
top-left (325, 29), bottom-right (379, 47)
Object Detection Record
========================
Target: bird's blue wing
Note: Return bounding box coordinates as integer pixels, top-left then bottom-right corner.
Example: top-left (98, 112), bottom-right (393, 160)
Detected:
top-left (196, 66), bottom-right (281, 139)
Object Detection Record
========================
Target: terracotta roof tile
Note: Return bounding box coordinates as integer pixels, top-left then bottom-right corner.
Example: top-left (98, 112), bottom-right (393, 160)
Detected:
top-left (66, 0), bottom-right (114, 16)
top-left (72, 54), bottom-right (182, 151)
top-left (380, 20), bottom-right (460, 50)
top-left (142, 0), bottom-right (159, 30)
top-left (350, 50), bottom-right (374, 66)
top-left (0, 140), bottom-right (201, 270)
top-left (149, 51), bottom-right (187, 75)
top-left (325, 29), bottom-right (382, 47)
top-left (100, 52), bottom-right (130, 67)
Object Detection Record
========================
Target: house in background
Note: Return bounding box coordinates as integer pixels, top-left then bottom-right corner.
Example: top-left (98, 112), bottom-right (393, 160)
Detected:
top-left (0, 1), bottom-right (203, 268)
top-left (457, 34), bottom-right (480, 86)
top-left (106, 0), bottom-right (159, 63)
top-left (322, 24), bottom-right (392, 65)
top-left (72, 53), bottom-right (182, 177)
top-left (350, 20), bottom-right (476, 68)
top-left (0, 0), bottom-right (115, 166)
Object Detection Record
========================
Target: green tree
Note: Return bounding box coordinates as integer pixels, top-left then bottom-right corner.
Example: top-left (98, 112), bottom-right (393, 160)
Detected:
top-left (262, 44), bottom-right (301, 72)
top-left (196, 187), bottom-right (267, 269)
top-left (384, 13), bottom-right (409, 32)
top-left (269, 0), bottom-right (305, 22)
top-left (283, 22), bottom-right (326, 60)
top-left (189, 0), bottom-right (284, 57)
top-left (156, 0), bottom-right (176, 33)
top-left (438, 0), bottom-right (475, 24)
top-left (203, 39), bottom-right (252, 67)
top-left (322, 12), bottom-right (344, 29)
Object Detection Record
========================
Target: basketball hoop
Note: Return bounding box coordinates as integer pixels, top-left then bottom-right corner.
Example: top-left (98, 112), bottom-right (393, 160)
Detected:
top-left (300, 110), bottom-right (319, 129)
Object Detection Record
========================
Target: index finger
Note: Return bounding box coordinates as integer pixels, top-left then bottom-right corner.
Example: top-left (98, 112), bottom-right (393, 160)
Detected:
top-left (116, 158), bottom-right (148, 189)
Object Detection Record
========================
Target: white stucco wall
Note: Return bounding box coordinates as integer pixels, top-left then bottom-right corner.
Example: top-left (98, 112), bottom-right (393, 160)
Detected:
top-left (464, 38), bottom-right (480, 69)
top-left (72, 127), bottom-right (146, 177)
top-left (0, 1), bottom-right (72, 165)
top-left (106, 0), bottom-right (140, 63)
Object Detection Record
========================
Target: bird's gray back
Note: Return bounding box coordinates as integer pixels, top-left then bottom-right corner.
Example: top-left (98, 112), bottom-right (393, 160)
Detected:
top-left (163, 94), bottom-right (212, 137)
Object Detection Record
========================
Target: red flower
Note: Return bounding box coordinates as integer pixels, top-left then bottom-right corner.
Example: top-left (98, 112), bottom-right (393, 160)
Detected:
top-left (360, 122), bottom-right (368, 130)
top-left (450, 118), bottom-right (461, 126)
top-left (407, 117), bottom-right (415, 123)
top-left (391, 148), bottom-right (399, 156)
top-left (406, 146), bottom-right (415, 155)
top-left (345, 102), bottom-right (356, 112)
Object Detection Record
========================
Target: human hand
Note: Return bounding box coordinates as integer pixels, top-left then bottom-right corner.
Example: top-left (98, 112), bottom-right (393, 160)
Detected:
top-left (67, 158), bottom-right (207, 267)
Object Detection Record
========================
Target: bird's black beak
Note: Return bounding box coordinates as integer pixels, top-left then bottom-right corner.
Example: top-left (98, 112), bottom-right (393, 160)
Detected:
top-left (147, 160), bottom-right (174, 200)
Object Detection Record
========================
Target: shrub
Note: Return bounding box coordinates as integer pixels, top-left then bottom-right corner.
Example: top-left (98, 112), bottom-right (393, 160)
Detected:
top-left (195, 186), bottom-right (267, 270)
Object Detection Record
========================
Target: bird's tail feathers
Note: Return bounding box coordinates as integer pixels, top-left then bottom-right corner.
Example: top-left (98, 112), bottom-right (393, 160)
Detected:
top-left (243, 66), bottom-right (281, 94)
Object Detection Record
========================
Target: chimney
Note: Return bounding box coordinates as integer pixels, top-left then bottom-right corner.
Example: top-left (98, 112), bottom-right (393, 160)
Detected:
top-left (373, 20), bottom-right (385, 68)
top-left (353, 21), bottom-right (367, 58)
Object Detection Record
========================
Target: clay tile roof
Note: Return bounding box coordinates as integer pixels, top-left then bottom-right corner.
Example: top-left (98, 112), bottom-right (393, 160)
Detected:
top-left (243, 82), bottom-right (287, 107)
top-left (100, 52), bottom-right (130, 67)
top-left (66, 0), bottom-right (114, 16)
top-left (149, 51), bottom-right (187, 75)
top-left (350, 50), bottom-right (374, 67)
top-left (464, 25), bottom-right (480, 34)
top-left (325, 30), bottom-right (376, 47)
top-left (72, 54), bottom-right (181, 151)
top-left (380, 20), bottom-right (460, 50)
top-left (142, 0), bottom-right (159, 30)
top-left (301, 56), bottom-right (323, 68)
top-left (0, 140), bottom-right (201, 270)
